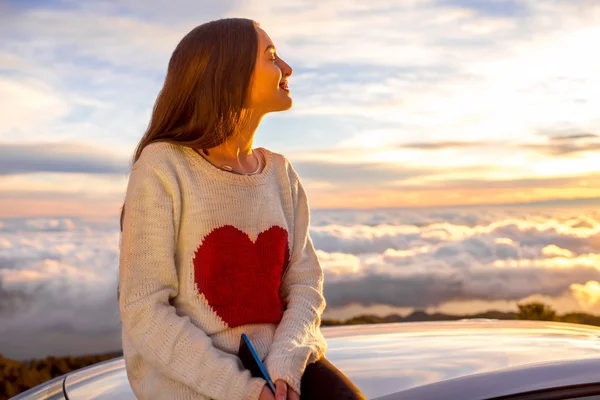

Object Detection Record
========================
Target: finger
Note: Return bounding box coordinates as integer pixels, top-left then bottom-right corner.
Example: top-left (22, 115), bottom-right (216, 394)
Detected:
top-left (288, 387), bottom-right (300, 400)
top-left (263, 385), bottom-right (276, 400)
top-left (275, 379), bottom-right (287, 400)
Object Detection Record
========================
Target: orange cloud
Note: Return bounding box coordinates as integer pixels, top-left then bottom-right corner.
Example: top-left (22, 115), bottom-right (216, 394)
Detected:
top-left (307, 186), bottom-right (600, 209)
top-left (0, 198), bottom-right (121, 219)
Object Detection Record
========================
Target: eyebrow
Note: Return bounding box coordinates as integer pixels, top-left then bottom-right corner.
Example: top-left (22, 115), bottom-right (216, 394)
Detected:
top-left (264, 44), bottom-right (276, 53)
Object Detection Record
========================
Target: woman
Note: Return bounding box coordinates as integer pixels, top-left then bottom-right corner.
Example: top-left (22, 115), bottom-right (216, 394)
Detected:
top-left (118, 18), bottom-right (366, 400)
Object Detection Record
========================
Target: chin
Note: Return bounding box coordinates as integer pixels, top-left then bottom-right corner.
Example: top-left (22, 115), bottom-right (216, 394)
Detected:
top-left (268, 98), bottom-right (293, 113)
top-left (260, 94), bottom-right (293, 114)
top-left (278, 96), bottom-right (293, 111)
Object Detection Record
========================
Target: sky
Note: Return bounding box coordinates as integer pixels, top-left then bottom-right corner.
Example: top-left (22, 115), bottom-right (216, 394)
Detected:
top-left (1, 0), bottom-right (599, 217)
top-left (1, 0), bottom-right (600, 360)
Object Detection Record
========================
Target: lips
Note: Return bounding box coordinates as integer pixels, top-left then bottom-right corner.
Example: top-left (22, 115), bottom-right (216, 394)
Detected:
top-left (279, 80), bottom-right (289, 91)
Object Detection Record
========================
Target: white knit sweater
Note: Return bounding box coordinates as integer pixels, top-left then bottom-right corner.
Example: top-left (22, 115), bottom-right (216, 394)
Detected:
top-left (118, 142), bottom-right (327, 400)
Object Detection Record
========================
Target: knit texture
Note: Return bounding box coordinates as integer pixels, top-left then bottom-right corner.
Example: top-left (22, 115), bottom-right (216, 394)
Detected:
top-left (118, 142), bottom-right (327, 400)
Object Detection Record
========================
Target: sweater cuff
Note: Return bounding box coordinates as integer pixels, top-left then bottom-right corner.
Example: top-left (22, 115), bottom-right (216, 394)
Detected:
top-left (264, 348), bottom-right (311, 395)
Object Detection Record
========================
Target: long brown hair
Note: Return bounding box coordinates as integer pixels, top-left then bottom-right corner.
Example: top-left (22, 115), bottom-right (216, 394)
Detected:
top-left (119, 18), bottom-right (259, 231)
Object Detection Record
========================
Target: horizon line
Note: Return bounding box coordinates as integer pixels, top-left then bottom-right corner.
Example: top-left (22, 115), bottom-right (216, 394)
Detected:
top-left (1, 196), bottom-right (598, 221)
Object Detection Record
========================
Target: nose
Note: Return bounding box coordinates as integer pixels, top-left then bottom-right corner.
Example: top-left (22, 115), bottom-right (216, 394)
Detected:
top-left (280, 59), bottom-right (293, 78)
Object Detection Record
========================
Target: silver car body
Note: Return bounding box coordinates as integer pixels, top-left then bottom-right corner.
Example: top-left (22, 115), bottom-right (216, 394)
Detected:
top-left (10, 320), bottom-right (600, 399)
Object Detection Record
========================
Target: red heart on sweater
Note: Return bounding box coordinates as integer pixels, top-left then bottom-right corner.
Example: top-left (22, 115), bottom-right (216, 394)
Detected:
top-left (193, 225), bottom-right (290, 328)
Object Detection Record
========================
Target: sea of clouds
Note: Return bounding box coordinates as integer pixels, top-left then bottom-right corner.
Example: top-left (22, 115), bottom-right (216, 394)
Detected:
top-left (1, 206), bottom-right (599, 359)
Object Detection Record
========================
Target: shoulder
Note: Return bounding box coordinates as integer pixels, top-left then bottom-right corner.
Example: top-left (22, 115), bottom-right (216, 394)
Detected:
top-left (261, 147), bottom-right (300, 184)
top-left (128, 142), bottom-right (192, 194)
top-left (132, 141), bottom-right (189, 174)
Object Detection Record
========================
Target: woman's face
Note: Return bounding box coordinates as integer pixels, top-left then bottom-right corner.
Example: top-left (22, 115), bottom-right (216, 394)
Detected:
top-left (247, 26), bottom-right (293, 114)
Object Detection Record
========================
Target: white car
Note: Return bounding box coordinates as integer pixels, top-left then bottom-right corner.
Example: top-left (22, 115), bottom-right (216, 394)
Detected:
top-left (10, 320), bottom-right (600, 399)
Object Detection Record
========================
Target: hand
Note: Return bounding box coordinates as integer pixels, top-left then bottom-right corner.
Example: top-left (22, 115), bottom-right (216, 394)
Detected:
top-left (259, 384), bottom-right (275, 400)
top-left (275, 379), bottom-right (300, 400)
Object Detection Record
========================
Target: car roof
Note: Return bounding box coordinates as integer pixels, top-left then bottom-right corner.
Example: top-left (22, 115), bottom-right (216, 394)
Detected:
top-left (323, 319), bottom-right (600, 398)
top-left (374, 357), bottom-right (600, 400)
top-left (63, 320), bottom-right (600, 399)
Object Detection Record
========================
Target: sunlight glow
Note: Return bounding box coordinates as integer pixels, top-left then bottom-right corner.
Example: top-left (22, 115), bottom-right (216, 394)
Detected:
top-left (571, 281), bottom-right (600, 310)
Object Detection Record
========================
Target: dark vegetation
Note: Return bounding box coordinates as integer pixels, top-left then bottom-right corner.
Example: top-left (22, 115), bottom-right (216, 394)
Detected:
top-left (0, 352), bottom-right (122, 399)
top-left (321, 301), bottom-right (600, 326)
top-left (3, 302), bottom-right (600, 399)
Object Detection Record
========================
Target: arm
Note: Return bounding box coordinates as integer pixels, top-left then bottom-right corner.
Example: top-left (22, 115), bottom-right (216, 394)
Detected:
top-left (264, 167), bottom-right (328, 395)
top-left (119, 162), bottom-right (265, 400)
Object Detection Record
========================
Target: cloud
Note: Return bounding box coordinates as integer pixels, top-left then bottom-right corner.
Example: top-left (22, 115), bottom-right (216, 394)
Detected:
top-left (308, 208), bottom-right (600, 311)
top-left (287, 137), bottom-right (600, 186)
top-left (84, 0), bottom-right (235, 24)
top-left (238, 0), bottom-right (600, 143)
top-left (311, 212), bottom-right (600, 255)
top-left (1, 208), bottom-right (599, 358)
top-left (520, 125), bottom-right (600, 155)
top-left (521, 141), bottom-right (600, 157)
top-left (0, 76), bottom-right (71, 134)
top-left (396, 141), bottom-right (487, 150)
top-left (0, 1), bottom-right (191, 149)
top-left (0, 217), bottom-right (121, 358)
top-left (0, 217), bottom-right (80, 233)
top-left (1, 4), bottom-right (181, 70)
top-left (291, 155), bottom-right (600, 209)
top-left (292, 160), bottom-right (435, 186)
top-left (0, 275), bottom-right (31, 314)
top-left (394, 137), bottom-right (600, 156)
top-left (321, 247), bottom-right (599, 310)
top-left (323, 265), bottom-right (600, 308)
top-left (550, 134), bottom-right (599, 141)
top-left (570, 280), bottom-right (600, 310)
top-left (389, 171), bottom-right (600, 191)
top-left (0, 170), bottom-right (128, 218)
top-left (0, 143), bottom-right (129, 175)
top-left (316, 135), bottom-right (600, 158)
top-left (539, 126), bottom-right (599, 141)
top-left (436, 0), bottom-right (531, 18)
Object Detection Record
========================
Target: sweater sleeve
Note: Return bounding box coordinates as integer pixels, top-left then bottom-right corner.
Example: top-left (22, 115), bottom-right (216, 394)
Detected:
top-left (264, 167), bottom-right (328, 395)
top-left (119, 161), bottom-right (266, 400)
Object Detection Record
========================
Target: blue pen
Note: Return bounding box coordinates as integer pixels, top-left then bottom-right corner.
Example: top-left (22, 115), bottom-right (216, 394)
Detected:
top-left (241, 333), bottom-right (276, 395)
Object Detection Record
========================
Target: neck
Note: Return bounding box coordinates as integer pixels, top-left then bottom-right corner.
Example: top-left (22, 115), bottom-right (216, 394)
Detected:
top-left (208, 111), bottom-right (264, 159)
